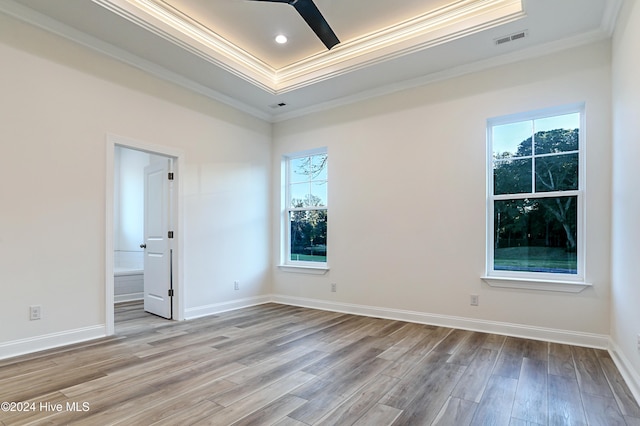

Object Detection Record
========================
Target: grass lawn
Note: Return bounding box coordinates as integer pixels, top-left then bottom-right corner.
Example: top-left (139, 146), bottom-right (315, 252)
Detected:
top-left (290, 254), bottom-right (327, 262)
top-left (494, 246), bottom-right (577, 273)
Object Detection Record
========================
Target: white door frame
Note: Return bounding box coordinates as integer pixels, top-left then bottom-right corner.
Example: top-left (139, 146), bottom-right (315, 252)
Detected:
top-left (105, 133), bottom-right (185, 335)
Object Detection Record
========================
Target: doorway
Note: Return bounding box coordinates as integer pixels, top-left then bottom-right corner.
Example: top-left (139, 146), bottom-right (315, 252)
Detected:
top-left (105, 134), bottom-right (184, 335)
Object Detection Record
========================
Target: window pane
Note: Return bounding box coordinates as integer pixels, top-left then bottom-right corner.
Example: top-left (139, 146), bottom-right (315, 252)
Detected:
top-left (535, 113), bottom-right (579, 132)
top-left (535, 153), bottom-right (578, 192)
top-left (289, 156), bottom-right (310, 184)
top-left (534, 113), bottom-right (579, 154)
top-left (493, 158), bottom-right (532, 195)
top-left (492, 121), bottom-right (533, 159)
top-left (289, 210), bottom-right (327, 262)
top-left (533, 129), bottom-right (579, 155)
top-left (534, 113), bottom-right (579, 132)
top-left (310, 181), bottom-right (327, 206)
top-left (494, 196), bottom-right (577, 274)
top-left (290, 183), bottom-right (309, 208)
top-left (310, 154), bottom-right (328, 180)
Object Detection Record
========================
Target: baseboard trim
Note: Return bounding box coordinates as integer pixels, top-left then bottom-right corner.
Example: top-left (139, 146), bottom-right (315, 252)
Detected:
top-left (184, 295), bottom-right (272, 320)
top-left (609, 340), bottom-right (640, 407)
top-left (4, 295), bottom-right (635, 405)
top-left (0, 325), bottom-right (106, 361)
top-left (114, 293), bottom-right (143, 303)
top-left (270, 294), bottom-right (610, 349)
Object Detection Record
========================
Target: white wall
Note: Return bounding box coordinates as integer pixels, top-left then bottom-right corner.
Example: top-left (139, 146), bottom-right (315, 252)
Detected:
top-left (0, 13), bottom-right (271, 351)
top-left (272, 41), bottom-right (612, 341)
top-left (0, 3), bottom-right (625, 362)
top-left (611, 0), bottom-right (640, 390)
top-left (114, 146), bottom-right (153, 256)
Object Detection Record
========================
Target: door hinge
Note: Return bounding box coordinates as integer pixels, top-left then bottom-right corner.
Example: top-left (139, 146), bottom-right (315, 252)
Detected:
top-left (168, 289), bottom-right (174, 297)
top-left (168, 172), bottom-right (174, 180)
top-left (168, 231), bottom-right (174, 239)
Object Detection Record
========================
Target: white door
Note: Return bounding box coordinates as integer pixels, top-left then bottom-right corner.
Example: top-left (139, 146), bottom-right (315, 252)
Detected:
top-left (142, 159), bottom-right (173, 319)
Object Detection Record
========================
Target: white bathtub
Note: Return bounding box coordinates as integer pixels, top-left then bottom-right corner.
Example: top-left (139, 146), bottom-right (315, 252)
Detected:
top-left (114, 251), bottom-right (143, 303)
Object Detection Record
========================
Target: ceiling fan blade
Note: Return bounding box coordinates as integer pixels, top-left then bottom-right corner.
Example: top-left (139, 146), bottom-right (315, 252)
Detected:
top-left (248, 0), bottom-right (340, 50)
top-left (292, 0), bottom-right (340, 50)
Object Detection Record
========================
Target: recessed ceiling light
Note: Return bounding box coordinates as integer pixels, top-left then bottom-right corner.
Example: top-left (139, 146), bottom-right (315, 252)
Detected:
top-left (275, 34), bottom-right (288, 44)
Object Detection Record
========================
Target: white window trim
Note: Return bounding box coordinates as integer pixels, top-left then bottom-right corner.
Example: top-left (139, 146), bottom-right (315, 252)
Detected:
top-left (280, 147), bottom-right (329, 272)
top-left (278, 264), bottom-right (329, 274)
top-left (481, 275), bottom-right (591, 293)
top-left (485, 103), bottom-right (589, 292)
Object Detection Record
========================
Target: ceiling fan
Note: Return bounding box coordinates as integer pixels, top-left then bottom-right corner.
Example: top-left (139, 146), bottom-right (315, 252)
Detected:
top-left (248, 0), bottom-right (340, 50)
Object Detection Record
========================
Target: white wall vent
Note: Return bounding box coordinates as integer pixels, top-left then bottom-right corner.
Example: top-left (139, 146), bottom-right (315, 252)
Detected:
top-left (495, 30), bottom-right (528, 46)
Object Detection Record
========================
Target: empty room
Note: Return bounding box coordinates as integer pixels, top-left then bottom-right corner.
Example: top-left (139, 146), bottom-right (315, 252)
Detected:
top-left (1, 0), bottom-right (639, 424)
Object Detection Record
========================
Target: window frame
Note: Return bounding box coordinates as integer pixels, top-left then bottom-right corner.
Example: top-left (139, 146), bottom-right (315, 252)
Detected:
top-left (485, 103), bottom-right (587, 287)
top-left (281, 147), bottom-right (328, 271)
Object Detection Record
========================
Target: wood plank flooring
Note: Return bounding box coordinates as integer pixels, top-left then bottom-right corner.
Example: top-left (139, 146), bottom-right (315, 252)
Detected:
top-left (1, 302), bottom-right (639, 425)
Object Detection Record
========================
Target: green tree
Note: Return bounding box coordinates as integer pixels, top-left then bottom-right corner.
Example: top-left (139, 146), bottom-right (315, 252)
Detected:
top-left (290, 195), bottom-right (327, 259)
top-left (494, 128), bottom-right (578, 251)
top-left (289, 153), bottom-right (328, 261)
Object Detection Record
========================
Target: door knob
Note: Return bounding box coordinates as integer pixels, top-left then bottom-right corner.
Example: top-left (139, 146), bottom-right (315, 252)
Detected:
top-left (140, 243), bottom-right (146, 249)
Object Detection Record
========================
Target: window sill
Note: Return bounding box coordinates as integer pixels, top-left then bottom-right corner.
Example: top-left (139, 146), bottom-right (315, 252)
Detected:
top-left (481, 276), bottom-right (592, 293)
top-left (278, 264), bottom-right (330, 275)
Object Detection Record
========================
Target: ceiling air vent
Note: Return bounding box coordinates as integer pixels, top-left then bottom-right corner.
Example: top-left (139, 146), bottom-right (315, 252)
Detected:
top-left (269, 102), bottom-right (287, 109)
top-left (495, 30), bottom-right (528, 46)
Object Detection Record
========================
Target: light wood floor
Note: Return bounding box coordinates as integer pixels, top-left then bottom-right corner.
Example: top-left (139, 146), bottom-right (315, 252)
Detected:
top-left (1, 302), bottom-right (639, 425)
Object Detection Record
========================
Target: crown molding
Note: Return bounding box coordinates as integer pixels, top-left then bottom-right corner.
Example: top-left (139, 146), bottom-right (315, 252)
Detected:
top-left (1, 0), bottom-right (614, 124)
top-left (0, 0), bottom-right (272, 121)
top-left (272, 28), bottom-right (611, 123)
top-left (275, 0), bottom-right (524, 92)
top-left (93, 0), bottom-right (277, 94)
top-left (92, 0), bottom-right (524, 94)
top-left (600, 0), bottom-right (624, 36)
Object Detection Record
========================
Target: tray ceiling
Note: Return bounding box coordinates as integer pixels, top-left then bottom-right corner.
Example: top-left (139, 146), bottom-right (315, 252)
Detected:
top-left (0, 0), bottom-right (621, 121)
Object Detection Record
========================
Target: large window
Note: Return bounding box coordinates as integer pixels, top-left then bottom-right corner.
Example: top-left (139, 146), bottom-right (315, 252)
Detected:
top-left (487, 105), bottom-right (584, 281)
top-left (284, 149), bottom-right (328, 266)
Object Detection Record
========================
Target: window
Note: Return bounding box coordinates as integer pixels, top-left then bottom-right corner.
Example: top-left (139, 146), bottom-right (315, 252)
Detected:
top-left (284, 149), bottom-right (328, 268)
top-left (487, 105), bottom-right (584, 283)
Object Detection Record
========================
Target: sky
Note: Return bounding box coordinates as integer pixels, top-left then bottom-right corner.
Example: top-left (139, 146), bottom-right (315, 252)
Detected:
top-left (492, 112), bottom-right (580, 157)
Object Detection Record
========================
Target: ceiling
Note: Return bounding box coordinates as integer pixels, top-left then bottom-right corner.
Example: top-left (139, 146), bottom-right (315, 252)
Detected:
top-left (160, 0), bottom-right (461, 68)
top-left (0, 0), bottom-right (621, 121)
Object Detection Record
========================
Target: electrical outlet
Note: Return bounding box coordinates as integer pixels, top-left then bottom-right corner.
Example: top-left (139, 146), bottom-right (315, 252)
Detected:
top-left (470, 295), bottom-right (479, 306)
top-left (331, 283), bottom-right (337, 292)
top-left (234, 281), bottom-right (239, 291)
top-left (30, 305), bottom-right (41, 320)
